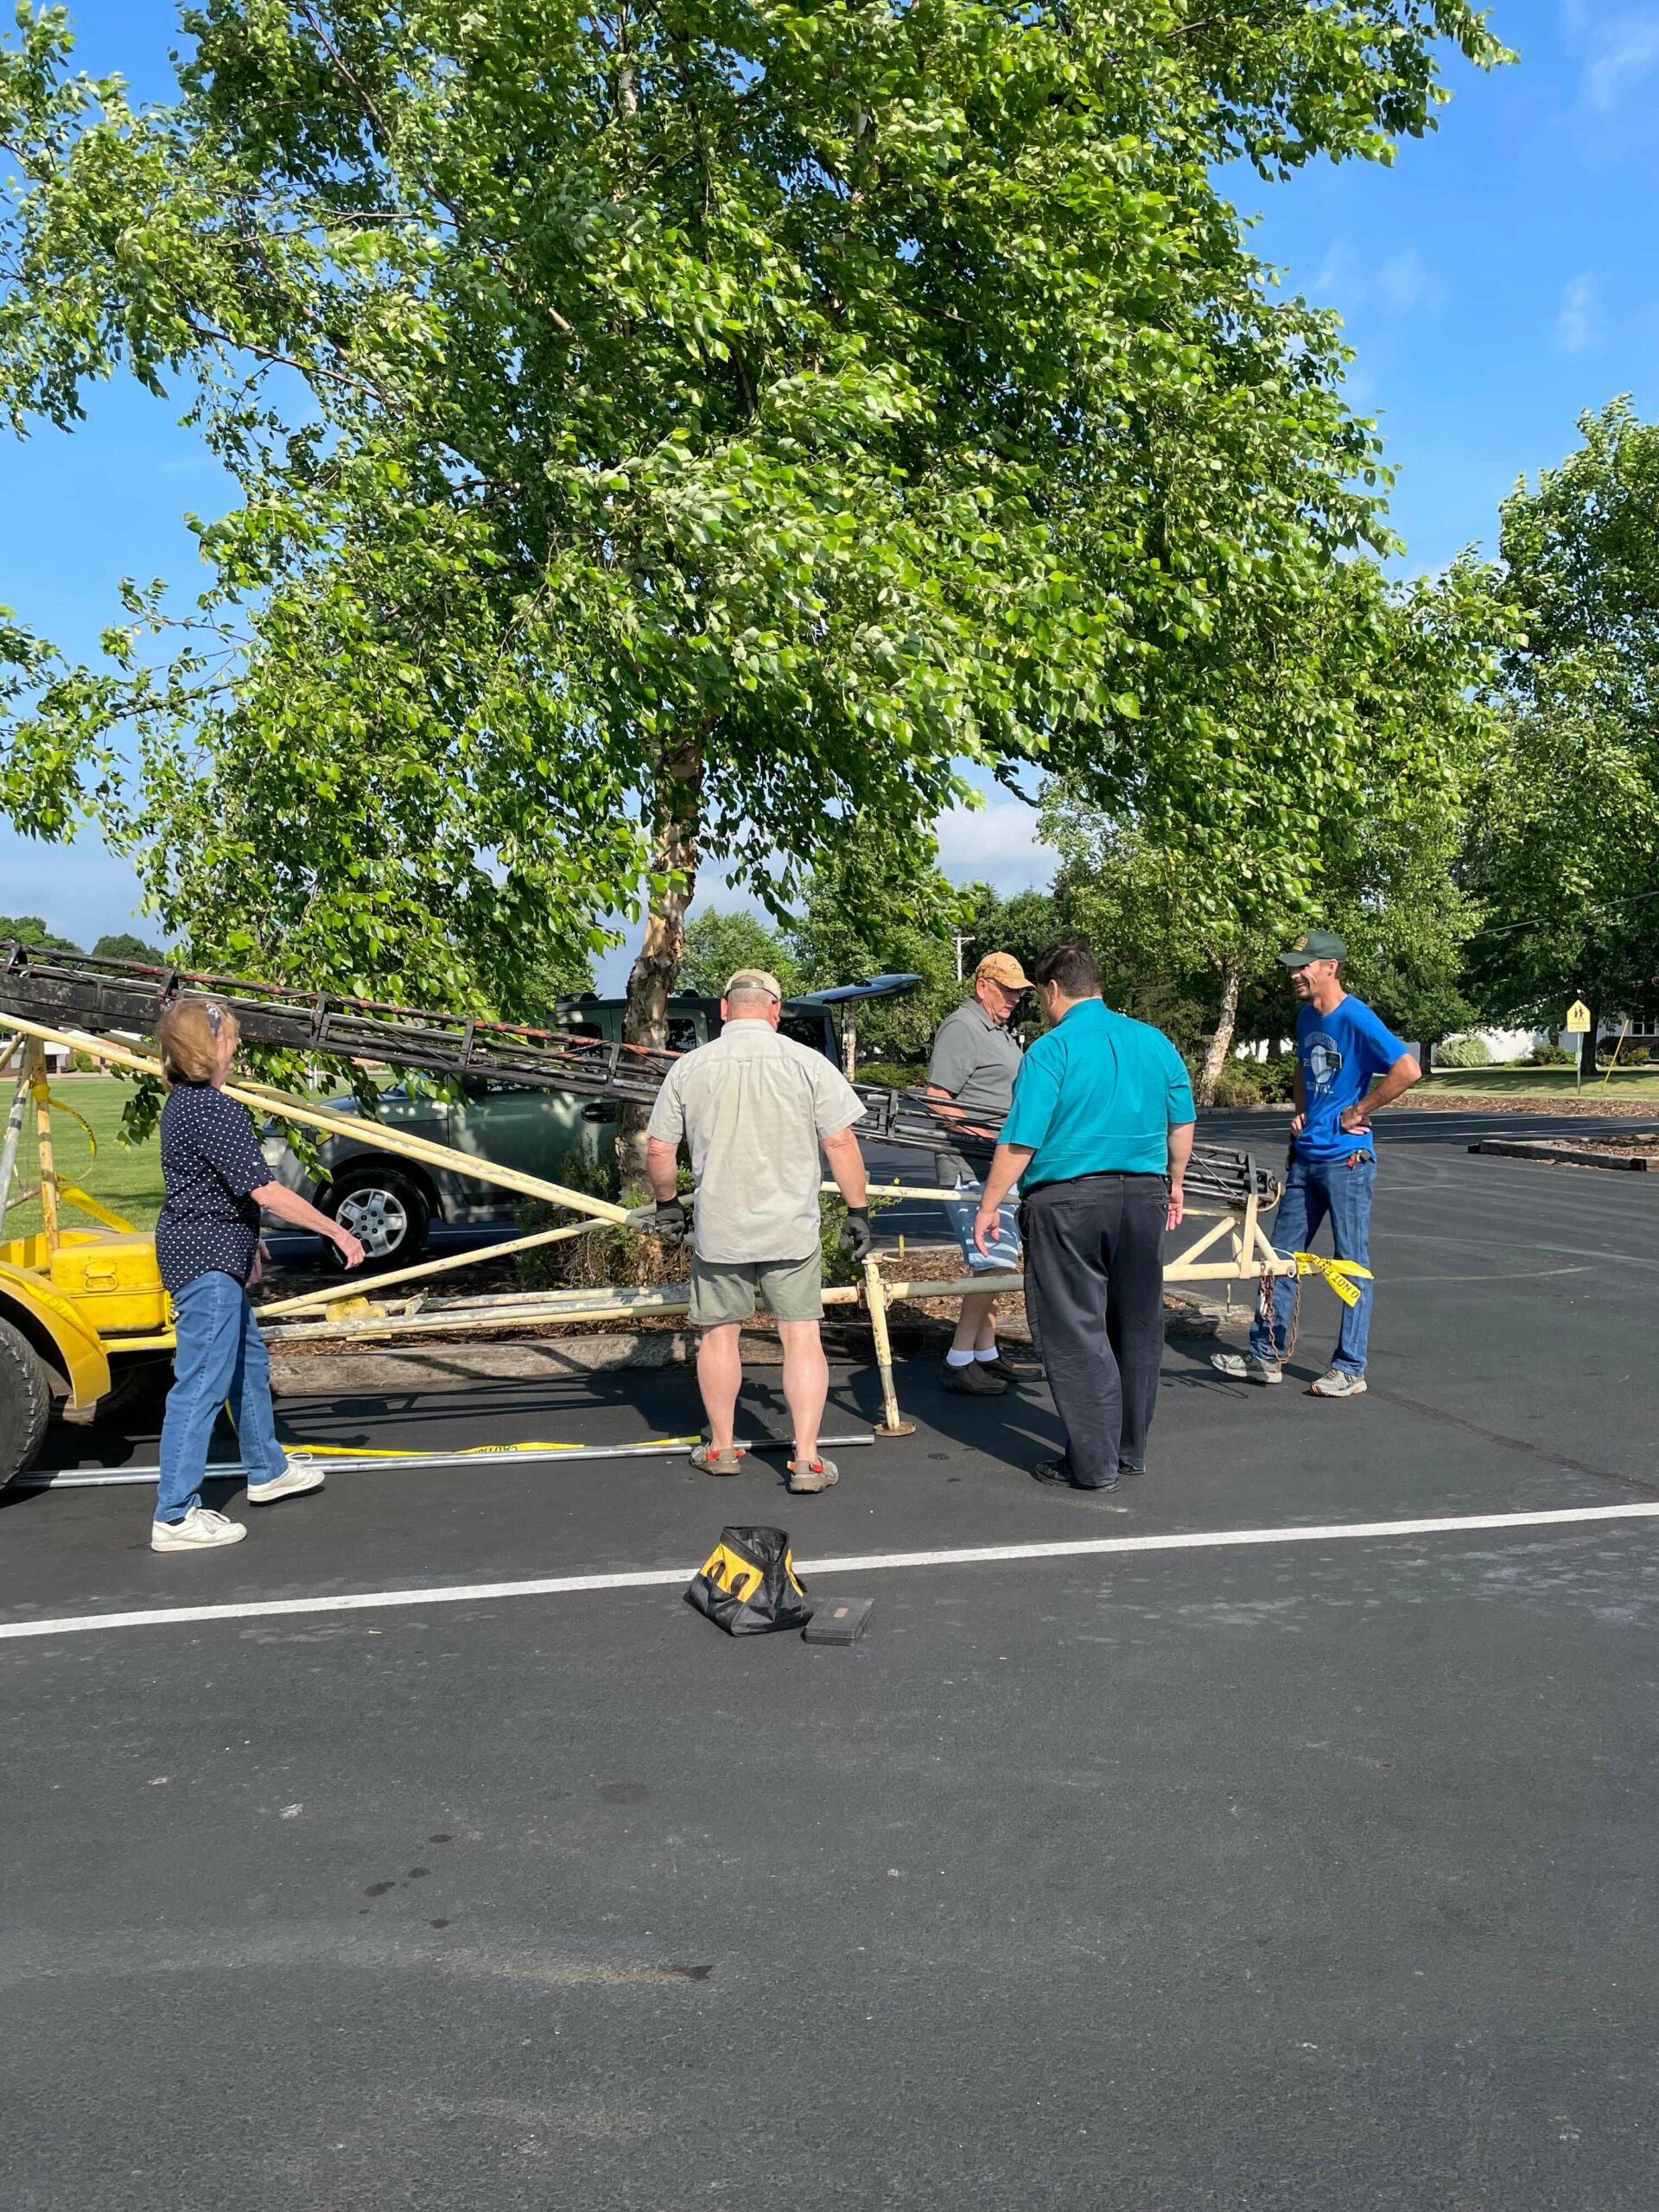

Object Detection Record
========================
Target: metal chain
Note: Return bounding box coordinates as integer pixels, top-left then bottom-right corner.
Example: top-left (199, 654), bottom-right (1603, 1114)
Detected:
top-left (1257, 1262), bottom-right (1301, 1363)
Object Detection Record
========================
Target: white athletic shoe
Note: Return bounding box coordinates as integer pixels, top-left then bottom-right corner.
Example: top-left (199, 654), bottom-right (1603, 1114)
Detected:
top-left (1308, 1369), bottom-right (1368, 1398)
top-left (246, 1462), bottom-right (326, 1506)
top-left (151, 1505), bottom-right (248, 1552)
top-left (1211, 1351), bottom-right (1284, 1385)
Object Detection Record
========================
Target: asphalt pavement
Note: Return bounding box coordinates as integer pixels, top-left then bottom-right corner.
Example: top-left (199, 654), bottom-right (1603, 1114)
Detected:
top-left (3, 1116), bottom-right (1658, 2209)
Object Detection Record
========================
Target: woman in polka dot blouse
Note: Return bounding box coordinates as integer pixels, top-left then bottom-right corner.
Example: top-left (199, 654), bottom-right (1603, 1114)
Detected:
top-left (150, 995), bottom-right (366, 1553)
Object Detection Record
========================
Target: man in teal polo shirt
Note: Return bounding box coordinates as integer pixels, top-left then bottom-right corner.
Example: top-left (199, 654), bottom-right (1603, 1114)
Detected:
top-left (973, 940), bottom-right (1195, 1491)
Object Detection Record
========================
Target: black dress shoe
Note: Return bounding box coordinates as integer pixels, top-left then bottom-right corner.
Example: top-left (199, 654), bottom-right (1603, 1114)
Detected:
top-left (1031, 1458), bottom-right (1119, 1492)
top-left (1119, 1462), bottom-right (1145, 1478)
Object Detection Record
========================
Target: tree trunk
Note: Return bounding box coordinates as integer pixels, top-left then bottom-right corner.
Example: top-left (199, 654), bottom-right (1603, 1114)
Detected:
top-left (1580, 1011), bottom-right (1599, 1084)
top-left (1196, 957), bottom-right (1243, 1108)
top-left (617, 741), bottom-right (702, 1183)
top-left (842, 1003), bottom-right (857, 1078)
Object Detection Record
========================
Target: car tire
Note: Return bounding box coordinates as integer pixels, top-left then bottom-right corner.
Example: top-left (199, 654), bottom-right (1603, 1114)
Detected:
top-left (323, 1166), bottom-right (432, 1271)
top-left (0, 1313), bottom-right (52, 1488)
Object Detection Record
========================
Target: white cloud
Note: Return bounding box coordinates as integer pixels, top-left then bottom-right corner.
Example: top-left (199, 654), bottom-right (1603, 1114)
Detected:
top-left (1555, 273), bottom-right (1599, 353)
top-left (1310, 239), bottom-right (1351, 300)
top-left (932, 794), bottom-right (1056, 893)
top-left (1580, 10), bottom-right (1659, 107)
top-left (1300, 241), bottom-right (1437, 320)
top-left (1376, 250), bottom-right (1440, 314)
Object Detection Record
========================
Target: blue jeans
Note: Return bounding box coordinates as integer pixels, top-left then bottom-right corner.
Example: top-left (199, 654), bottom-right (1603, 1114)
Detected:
top-left (156, 1271), bottom-right (285, 1522)
top-left (1251, 1154), bottom-right (1376, 1376)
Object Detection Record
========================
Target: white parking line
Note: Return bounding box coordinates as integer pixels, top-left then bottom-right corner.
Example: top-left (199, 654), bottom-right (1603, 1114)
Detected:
top-left (3, 1502), bottom-right (1656, 1644)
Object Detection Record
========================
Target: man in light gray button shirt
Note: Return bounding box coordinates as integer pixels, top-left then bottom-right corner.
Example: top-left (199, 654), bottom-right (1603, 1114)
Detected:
top-left (645, 969), bottom-right (870, 1494)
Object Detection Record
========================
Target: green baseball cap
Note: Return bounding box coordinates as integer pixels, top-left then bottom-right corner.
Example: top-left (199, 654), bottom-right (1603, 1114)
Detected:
top-left (1278, 929), bottom-right (1347, 968)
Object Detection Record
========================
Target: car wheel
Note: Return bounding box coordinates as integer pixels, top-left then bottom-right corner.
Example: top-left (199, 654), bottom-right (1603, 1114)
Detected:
top-left (323, 1167), bottom-right (432, 1271)
top-left (0, 1313), bottom-right (52, 1487)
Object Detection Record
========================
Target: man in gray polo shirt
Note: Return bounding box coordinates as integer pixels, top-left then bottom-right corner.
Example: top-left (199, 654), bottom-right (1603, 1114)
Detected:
top-left (645, 968), bottom-right (871, 1495)
top-left (925, 951), bottom-right (1030, 1395)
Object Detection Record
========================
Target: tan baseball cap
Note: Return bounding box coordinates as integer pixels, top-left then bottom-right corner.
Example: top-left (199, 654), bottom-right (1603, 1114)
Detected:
top-left (723, 967), bottom-right (784, 1001)
top-left (976, 951), bottom-right (1031, 993)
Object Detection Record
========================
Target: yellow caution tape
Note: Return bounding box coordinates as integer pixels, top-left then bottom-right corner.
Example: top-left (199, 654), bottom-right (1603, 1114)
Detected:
top-left (46, 1092), bottom-right (98, 1153)
top-left (1294, 1253), bottom-right (1375, 1308)
top-left (283, 1434), bottom-right (703, 1460)
top-left (57, 1182), bottom-right (136, 1233)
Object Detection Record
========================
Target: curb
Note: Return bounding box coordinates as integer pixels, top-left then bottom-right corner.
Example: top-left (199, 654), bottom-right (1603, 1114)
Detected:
top-left (1469, 1139), bottom-right (1650, 1171)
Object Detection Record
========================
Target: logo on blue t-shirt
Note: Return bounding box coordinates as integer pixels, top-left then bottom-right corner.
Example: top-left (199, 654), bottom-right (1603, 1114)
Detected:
top-left (1304, 1034), bottom-right (1344, 1090)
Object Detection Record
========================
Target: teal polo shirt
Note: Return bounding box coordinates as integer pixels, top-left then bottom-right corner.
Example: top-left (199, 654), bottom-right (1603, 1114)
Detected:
top-left (1000, 999), bottom-right (1196, 1186)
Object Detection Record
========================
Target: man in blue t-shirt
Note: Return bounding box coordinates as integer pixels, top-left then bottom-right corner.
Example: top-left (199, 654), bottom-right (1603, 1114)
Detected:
top-left (1213, 930), bottom-right (1421, 1397)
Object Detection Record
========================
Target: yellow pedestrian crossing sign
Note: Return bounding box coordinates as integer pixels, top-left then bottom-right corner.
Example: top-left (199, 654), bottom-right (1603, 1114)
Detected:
top-left (1565, 1000), bottom-right (1592, 1033)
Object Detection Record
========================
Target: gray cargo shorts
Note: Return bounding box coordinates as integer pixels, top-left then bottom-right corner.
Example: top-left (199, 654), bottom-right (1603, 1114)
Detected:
top-left (690, 1252), bottom-right (824, 1329)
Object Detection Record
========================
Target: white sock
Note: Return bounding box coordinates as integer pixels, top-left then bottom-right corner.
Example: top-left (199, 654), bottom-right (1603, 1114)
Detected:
top-left (945, 1348), bottom-right (976, 1368)
top-left (974, 1347), bottom-right (1000, 1363)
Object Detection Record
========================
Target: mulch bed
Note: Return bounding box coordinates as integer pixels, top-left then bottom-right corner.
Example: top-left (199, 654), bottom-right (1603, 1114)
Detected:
top-left (1401, 1092), bottom-right (1659, 1121)
top-left (1545, 1131), bottom-right (1659, 1160)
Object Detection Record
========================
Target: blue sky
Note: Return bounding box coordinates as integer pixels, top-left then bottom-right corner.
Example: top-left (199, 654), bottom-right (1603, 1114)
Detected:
top-left (3, 0), bottom-right (1656, 987)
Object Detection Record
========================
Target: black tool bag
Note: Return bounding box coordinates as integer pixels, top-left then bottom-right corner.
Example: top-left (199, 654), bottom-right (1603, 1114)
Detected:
top-left (685, 1526), bottom-right (814, 1636)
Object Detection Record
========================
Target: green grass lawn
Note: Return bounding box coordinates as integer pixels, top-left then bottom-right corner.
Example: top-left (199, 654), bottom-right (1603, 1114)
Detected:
top-left (1414, 1065), bottom-right (1659, 1101)
top-left (2, 1074), bottom-right (167, 1239)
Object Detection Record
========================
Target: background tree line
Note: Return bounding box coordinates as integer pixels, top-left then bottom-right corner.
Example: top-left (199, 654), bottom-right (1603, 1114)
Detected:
top-left (684, 391), bottom-right (1659, 1103)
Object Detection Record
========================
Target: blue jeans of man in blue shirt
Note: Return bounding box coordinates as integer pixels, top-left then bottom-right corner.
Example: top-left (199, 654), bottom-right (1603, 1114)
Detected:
top-left (1251, 1154), bottom-right (1375, 1376)
top-left (156, 1270), bottom-right (287, 1522)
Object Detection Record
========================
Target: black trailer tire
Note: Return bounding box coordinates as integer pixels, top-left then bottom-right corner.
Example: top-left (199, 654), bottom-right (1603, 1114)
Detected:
top-left (322, 1165), bottom-right (432, 1271)
top-left (0, 1313), bottom-right (52, 1488)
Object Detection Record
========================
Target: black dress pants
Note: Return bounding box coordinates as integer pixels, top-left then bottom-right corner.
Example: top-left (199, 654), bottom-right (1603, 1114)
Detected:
top-left (1020, 1172), bottom-right (1167, 1486)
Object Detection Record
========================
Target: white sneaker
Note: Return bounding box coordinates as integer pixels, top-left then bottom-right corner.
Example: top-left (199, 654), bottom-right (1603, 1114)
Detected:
top-left (1308, 1369), bottom-right (1368, 1398)
top-left (151, 1506), bottom-right (248, 1552)
top-left (1211, 1351), bottom-right (1284, 1385)
top-left (246, 1461), bottom-right (326, 1506)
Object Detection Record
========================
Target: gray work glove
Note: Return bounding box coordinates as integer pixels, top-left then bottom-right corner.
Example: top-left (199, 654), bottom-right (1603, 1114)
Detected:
top-left (652, 1196), bottom-right (690, 1246)
top-left (839, 1205), bottom-right (873, 1263)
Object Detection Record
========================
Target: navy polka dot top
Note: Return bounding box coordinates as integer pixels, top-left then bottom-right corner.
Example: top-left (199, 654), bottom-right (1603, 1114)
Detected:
top-left (155, 1082), bottom-right (268, 1294)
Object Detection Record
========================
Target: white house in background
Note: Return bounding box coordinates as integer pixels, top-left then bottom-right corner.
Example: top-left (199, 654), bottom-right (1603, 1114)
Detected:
top-left (1430, 1017), bottom-right (1659, 1067)
top-left (0, 1039), bottom-right (73, 1076)
top-left (1454, 1027), bottom-right (1549, 1063)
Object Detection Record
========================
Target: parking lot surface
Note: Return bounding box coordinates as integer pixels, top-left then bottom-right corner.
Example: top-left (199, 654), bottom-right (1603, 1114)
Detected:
top-left (3, 1119), bottom-right (1657, 2209)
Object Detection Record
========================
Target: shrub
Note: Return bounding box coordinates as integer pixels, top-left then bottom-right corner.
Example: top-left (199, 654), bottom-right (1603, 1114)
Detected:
top-left (1620, 1045), bottom-right (1651, 1067)
top-left (513, 1153), bottom-right (692, 1293)
top-left (818, 1191), bottom-right (899, 1287)
top-left (1255, 1052), bottom-right (1298, 1104)
top-left (855, 1061), bottom-right (927, 1090)
top-left (514, 1159), bottom-right (895, 1296)
top-left (1529, 1042), bottom-right (1575, 1067)
top-left (1206, 1060), bottom-right (1265, 1109)
top-left (1200, 1051), bottom-right (1296, 1108)
top-left (1434, 1034), bottom-right (1491, 1070)
top-left (70, 1049), bottom-right (101, 1073)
